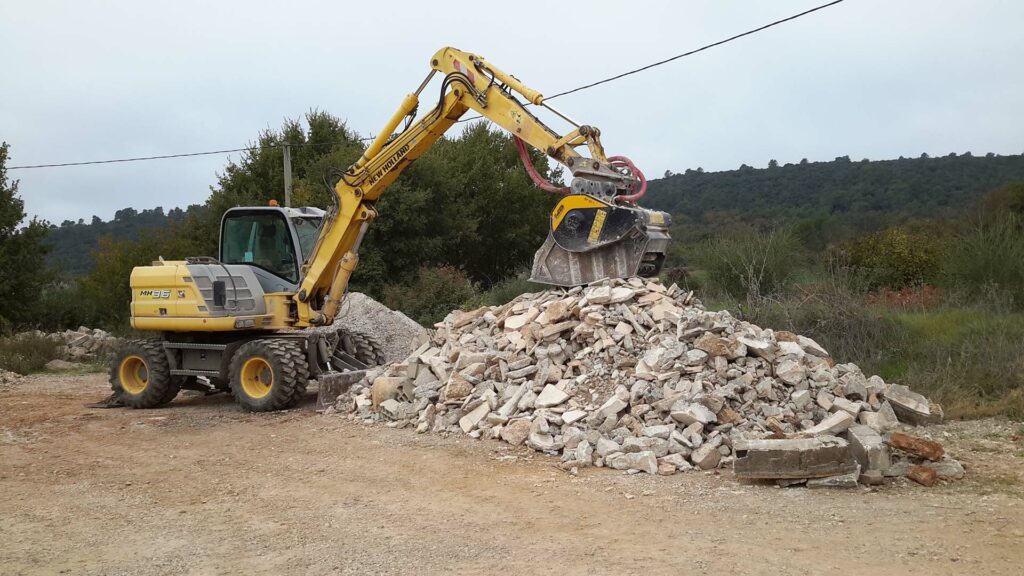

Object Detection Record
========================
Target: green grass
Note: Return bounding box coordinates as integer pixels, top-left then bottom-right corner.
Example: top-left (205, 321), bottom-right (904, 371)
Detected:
top-left (0, 333), bottom-right (63, 375)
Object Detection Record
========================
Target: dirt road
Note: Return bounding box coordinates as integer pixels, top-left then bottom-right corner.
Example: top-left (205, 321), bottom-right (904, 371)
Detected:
top-left (1, 373), bottom-right (1022, 575)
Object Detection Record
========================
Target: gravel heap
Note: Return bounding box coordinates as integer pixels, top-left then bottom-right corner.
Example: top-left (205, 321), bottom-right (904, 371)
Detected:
top-left (332, 278), bottom-right (954, 483)
top-left (334, 292), bottom-right (429, 362)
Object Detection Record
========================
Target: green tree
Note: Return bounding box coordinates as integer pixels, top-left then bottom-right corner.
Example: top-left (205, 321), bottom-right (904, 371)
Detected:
top-left (0, 142), bottom-right (52, 330)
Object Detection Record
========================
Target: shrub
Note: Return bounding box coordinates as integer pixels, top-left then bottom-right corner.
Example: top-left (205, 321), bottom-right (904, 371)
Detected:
top-left (689, 227), bottom-right (803, 301)
top-left (382, 266), bottom-right (479, 326)
top-left (942, 215), bottom-right (1024, 308)
top-left (842, 227), bottom-right (943, 290)
top-left (0, 332), bottom-right (63, 374)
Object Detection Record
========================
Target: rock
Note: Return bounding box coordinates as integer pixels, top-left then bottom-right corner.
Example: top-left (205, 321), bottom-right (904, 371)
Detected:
top-left (641, 424), bottom-right (674, 440)
top-left (527, 432), bottom-right (562, 452)
top-left (798, 335), bottom-right (829, 358)
top-left (670, 402), bottom-right (717, 426)
top-left (695, 333), bottom-right (745, 359)
top-left (886, 384), bottom-right (943, 425)
top-left (44, 359), bottom-right (78, 371)
top-left (500, 419), bottom-right (532, 446)
top-left (791, 389), bottom-right (811, 410)
top-left (597, 395), bottom-right (628, 419)
top-left (334, 292), bottom-right (428, 362)
top-left (378, 399), bottom-right (404, 420)
top-left (595, 437), bottom-right (620, 457)
top-left (831, 397), bottom-right (861, 417)
top-left (806, 465), bottom-right (861, 489)
top-left (562, 409), bottom-right (587, 425)
top-left (775, 359), bottom-right (806, 386)
top-left (535, 384), bottom-right (569, 408)
top-left (859, 401), bottom-right (899, 433)
top-left (442, 375), bottom-right (473, 401)
top-left (887, 432), bottom-right (945, 461)
top-left (623, 450), bottom-right (658, 474)
top-left (458, 402), bottom-right (491, 433)
top-left (802, 411), bottom-right (855, 436)
top-left (657, 462), bottom-right (677, 476)
top-left (733, 435), bottom-right (858, 479)
top-left (906, 465), bottom-right (939, 487)
top-left (846, 425), bottom-right (890, 474)
top-left (923, 456), bottom-right (965, 480)
top-left (691, 439), bottom-right (722, 470)
top-left (371, 376), bottom-right (413, 406)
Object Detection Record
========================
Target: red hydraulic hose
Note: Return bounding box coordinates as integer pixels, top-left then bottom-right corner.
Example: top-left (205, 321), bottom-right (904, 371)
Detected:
top-left (608, 155), bottom-right (647, 203)
top-left (514, 136), bottom-right (647, 203)
top-left (514, 136), bottom-right (569, 194)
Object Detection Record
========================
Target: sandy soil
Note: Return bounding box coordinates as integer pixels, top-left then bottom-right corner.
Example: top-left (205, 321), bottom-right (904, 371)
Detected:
top-left (1, 372), bottom-right (1022, 576)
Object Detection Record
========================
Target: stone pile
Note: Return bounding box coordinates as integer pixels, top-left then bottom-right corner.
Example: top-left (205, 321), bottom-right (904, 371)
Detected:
top-left (330, 277), bottom-right (960, 486)
top-left (56, 327), bottom-right (124, 362)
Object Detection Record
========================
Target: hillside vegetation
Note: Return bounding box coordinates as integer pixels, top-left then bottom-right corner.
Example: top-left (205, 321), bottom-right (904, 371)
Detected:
top-left (3, 119), bottom-right (1024, 419)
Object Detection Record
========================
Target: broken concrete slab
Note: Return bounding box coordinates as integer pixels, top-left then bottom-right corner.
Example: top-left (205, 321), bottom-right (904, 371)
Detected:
top-left (886, 384), bottom-right (943, 425)
top-left (846, 424), bottom-right (891, 474)
top-left (806, 465), bottom-right (860, 489)
top-left (733, 435), bottom-right (858, 480)
top-left (535, 384), bottom-right (569, 408)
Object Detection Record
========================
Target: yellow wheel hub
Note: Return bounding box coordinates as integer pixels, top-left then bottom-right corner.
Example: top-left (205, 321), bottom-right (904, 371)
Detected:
top-left (240, 357), bottom-right (274, 399)
top-left (119, 355), bottom-right (149, 394)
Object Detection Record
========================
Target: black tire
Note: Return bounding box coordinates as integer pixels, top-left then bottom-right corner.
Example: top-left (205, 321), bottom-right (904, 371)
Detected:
top-left (110, 339), bottom-right (180, 408)
top-left (334, 329), bottom-right (386, 367)
top-left (228, 339), bottom-right (309, 412)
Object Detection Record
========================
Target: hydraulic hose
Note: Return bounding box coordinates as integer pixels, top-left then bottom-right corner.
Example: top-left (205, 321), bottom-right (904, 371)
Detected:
top-left (608, 155), bottom-right (647, 203)
top-left (514, 137), bottom-right (569, 194)
top-left (514, 136), bottom-right (647, 203)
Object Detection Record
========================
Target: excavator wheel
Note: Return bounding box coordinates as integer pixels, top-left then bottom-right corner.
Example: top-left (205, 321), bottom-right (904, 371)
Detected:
top-left (334, 329), bottom-right (386, 367)
top-left (110, 339), bottom-right (180, 408)
top-left (229, 339), bottom-right (309, 412)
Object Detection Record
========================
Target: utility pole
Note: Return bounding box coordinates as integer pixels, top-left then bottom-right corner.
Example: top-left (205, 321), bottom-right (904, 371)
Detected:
top-left (282, 144), bottom-right (293, 208)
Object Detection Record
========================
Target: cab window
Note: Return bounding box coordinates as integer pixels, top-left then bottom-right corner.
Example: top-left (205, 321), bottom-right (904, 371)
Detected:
top-left (221, 213), bottom-right (298, 282)
top-left (292, 217), bottom-right (322, 261)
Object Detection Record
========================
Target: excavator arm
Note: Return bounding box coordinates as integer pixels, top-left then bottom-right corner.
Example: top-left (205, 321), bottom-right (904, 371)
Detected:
top-left (295, 47), bottom-right (670, 327)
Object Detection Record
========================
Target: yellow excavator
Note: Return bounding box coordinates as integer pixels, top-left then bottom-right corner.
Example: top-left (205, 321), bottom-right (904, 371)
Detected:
top-left (111, 47), bottom-right (672, 411)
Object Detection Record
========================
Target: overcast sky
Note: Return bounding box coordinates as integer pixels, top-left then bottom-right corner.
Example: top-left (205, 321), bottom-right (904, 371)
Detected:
top-left (2, 0), bottom-right (1022, 224)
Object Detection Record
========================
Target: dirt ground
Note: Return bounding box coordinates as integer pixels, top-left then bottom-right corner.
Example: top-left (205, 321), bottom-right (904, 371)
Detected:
top-left (1, 373), bottom-right (1022, 576)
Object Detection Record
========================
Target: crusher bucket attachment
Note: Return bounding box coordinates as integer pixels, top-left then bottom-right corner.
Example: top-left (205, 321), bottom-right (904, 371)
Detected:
top-left (530, 194), bottom-right (672, 287)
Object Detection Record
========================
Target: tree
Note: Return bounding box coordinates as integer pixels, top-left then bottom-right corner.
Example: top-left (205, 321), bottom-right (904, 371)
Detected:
top-left (768, 159), bottom-right (779, 169)
top-left (0, 142), bottom-right (52, 329)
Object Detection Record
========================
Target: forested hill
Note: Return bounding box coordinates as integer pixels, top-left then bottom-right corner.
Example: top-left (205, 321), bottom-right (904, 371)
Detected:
top-left (646, 152), bottom-right (1024, 241)
top-left (45, 205), bottom-right (199, 276)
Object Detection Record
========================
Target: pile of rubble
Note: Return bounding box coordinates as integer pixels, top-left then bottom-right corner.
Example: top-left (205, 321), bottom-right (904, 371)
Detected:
top-left (0, 368), bottom-right (23, 390)
top-left (56, 327), bottom-right (124, 362)
top-left (329, 278), bottom-right (962, 487)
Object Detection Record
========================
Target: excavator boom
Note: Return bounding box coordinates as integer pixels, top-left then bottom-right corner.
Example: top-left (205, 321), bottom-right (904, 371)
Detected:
top-left (296, 47), bottom-right (671, 327)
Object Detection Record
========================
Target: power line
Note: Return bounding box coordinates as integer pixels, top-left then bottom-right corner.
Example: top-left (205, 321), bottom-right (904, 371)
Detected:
top-left (7, 0), bottom-right (845, 171)
top-left (455, 0), bottom-right (844, 123)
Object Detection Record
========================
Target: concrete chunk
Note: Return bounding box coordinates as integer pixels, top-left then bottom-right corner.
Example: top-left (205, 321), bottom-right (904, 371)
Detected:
top-left (535, 384), bottom-right (569, 408)
top-left (802, 411), bottom-right (855, 436)
top-left (846, 424), bottom-right (890, 474)
top-left (886, 384), bottom-right (943, 425)
top-left (733, 435), bottom-right (858, 479)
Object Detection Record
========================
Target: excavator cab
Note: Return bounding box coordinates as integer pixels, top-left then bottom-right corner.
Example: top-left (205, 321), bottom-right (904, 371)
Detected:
top-left (219, 206), bottom-right (324, 287)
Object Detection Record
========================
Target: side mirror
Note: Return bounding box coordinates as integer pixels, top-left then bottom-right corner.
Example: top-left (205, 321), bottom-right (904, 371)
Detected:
top-left (213, 280), bottom-right (227, 307)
